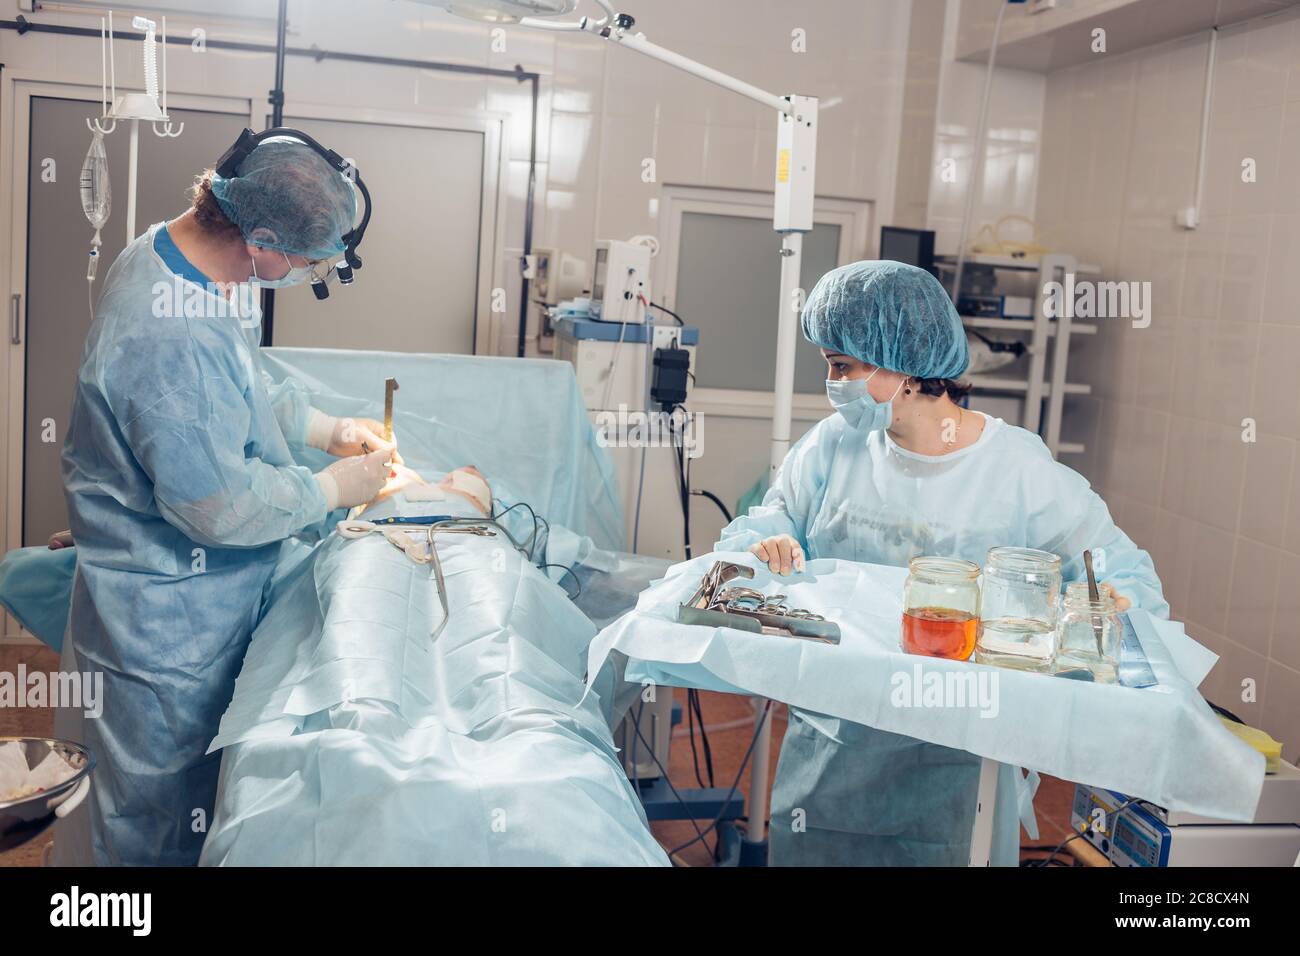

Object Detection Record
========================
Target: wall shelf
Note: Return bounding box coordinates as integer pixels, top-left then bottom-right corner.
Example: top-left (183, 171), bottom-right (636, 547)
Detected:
top-left (956, 0), bottom-right (1298, 73)
top-left (966, 375), bottom-right (1091, 396)
top-left (942, 253), bottom-right (1094, 459)
top-left (962, 316), bottom-right (1097, 335)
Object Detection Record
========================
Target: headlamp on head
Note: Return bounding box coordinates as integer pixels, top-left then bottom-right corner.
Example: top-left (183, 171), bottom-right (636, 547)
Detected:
top-left (214, 126), bottom-right (371, 302)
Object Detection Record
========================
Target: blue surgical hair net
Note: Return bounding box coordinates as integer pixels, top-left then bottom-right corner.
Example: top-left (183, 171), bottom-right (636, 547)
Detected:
top-left (800, 260), bottom-right (969, 380)
top-left (210, 139), bottom-right (356, 261)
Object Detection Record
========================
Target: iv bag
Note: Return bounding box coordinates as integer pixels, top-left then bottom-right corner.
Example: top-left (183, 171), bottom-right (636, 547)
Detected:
top-left (80, 130), bottom-right (111, 233)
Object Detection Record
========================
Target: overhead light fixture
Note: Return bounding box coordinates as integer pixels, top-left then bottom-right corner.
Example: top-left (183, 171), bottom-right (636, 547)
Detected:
top-left (435, 0), bottom-right (578, 24)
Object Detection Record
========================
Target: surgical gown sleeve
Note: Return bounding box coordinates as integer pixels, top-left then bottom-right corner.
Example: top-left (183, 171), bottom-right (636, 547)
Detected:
top-left (260, 368), bottom-right (314, 449)
top-left (1024, 450), bottom-right (1170, 618)
top-left (715, 418), bottom-right (838, 554)
top-left (109, 335), bottom-right (328, 549)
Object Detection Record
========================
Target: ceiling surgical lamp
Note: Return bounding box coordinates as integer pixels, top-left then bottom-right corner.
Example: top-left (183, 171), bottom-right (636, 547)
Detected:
top-left (421, 0), bottom-right (819, 866)
top-left (439, 0), bottom-right (578, 22)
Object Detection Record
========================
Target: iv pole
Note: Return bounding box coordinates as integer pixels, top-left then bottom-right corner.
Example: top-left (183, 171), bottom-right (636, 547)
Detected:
top-left (440, 0), bottom-right (819, 864)
top-left (88, 13), bottom-right (184, 245)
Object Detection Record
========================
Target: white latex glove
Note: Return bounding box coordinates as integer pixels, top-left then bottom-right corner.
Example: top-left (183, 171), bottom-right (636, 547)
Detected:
top-left (750, 534), bottom-right (805, 575)
top-left (375, 463), bottom-right (427, 503)
top-left (306, 410), bottom-right (401, 463)
top-left (314, 450), bottom-right (392, 510)
top-left (1101, 583), bottom-right (1132, 612)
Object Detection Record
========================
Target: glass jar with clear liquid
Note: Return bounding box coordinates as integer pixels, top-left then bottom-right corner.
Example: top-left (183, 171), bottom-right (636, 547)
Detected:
top-left (975, 547), bottom-right (1061, 671)
top-left (1054, 582), bottom-right (1121, 682)
top-left (901, 557), bottom-right (982, 660)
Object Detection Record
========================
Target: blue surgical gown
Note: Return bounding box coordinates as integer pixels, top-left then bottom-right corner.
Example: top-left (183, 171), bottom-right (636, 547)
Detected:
top-left (52, 223), bottom-right (329, 865)
top-left (716, 412), bottom-right (1168, 866)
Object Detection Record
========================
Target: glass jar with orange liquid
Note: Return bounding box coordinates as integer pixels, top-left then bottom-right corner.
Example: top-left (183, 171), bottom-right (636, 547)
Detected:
top-left (901, 557), bottom-right (981, 660)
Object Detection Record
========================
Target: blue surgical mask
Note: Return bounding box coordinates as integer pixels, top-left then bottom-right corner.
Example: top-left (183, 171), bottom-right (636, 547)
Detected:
top-left (826, 368), bottom-right (905, 432)
top-left (250, 250), bottom-right (312, 289)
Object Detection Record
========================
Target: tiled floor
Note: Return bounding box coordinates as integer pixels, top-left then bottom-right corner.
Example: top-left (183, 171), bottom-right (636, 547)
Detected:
top-left (648, 688), bottom-right (1086, 867)
top-left (1, 646), bottom-right (1088, 867)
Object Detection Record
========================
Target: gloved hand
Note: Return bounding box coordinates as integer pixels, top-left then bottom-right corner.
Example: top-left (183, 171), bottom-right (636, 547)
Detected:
top-left (314, 450), bottom-right (393, 510)
top-left (374, 463), bottom-right (427, 503)
top-left (306, 410), bottom-right (401, 463)
top-left (750, 534), bottom-right (805, 575)
top-left (1101, 583), bottom-right (1132, 612)
top-left (47, 530), bottom-right (74, 550)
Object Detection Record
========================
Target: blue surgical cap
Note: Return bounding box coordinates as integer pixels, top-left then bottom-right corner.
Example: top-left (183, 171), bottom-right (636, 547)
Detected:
top-left (210, 139), bottom-right (356, 261)
top-left (801, 260), bottom-right (969, 380)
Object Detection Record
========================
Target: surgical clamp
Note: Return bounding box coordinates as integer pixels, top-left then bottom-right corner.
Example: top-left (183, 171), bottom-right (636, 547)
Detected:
top-left (676, 560), bottom-right (841, 644)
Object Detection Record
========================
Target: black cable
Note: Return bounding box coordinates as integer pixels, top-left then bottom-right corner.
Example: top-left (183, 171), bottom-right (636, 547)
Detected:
top-left (968, 327), bottom-right (1027, 357)
top-left (649, 301), bottom-right (684, 325)
top-left (630, 699), bottom-right (642, 803)
top-left (1018, 850), bottom-right (1077, 867)
top-left (692, 490), bottom-right (733, 524)
top-left (628, 700), bottom-right (711, 861)
top-left (690, 689), bottom-right (715, 788)
top-left (1208, 701), bottom-right (1245, 724)
top-left (684, 690), bottom-right (714, 791)
top-left (517, 72), bottom-right (539, 357)
top-left (537, 563), bottom-right (580, 599)
top-left (669, 405), bottom-right (692, 560)
top-left (260, 0), bottom-right (289, 346)
top-left (668, 700), bottom-right (773, 861)
top-left (671, 413), bottom-right (688, 555)
top-left (685, 421), bottom-right (693, 544)
top-left (680, 436), bottom-right (691, 559)
top-left (686, 691), bottom-right (705, 789)
top-left (1021, 796), bottom-right (1145, 868)
top-left (492, 499), bottom-right (548, 561)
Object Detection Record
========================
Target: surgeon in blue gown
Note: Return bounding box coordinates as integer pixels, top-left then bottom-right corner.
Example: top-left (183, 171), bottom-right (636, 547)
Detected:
top-left (52, 138), bottom-right (406, 866)
top-left (716, 260), bottom-right (1168, 866)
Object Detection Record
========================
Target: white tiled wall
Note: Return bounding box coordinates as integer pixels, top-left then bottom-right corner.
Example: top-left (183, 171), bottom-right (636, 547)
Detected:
top-left (893, 0), bottom-right (947, 230)
top-left (1035, 6), bottom-right (1300, 759)
top-left (928, 0), bottom-right (1047, 254)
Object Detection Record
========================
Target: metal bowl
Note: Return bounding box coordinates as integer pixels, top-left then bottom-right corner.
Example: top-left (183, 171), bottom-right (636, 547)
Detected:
top-left (0, 737), bottom-right (95, 852)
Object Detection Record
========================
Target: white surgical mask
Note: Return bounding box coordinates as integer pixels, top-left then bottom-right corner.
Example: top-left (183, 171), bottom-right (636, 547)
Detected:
top-left (250, 250), bottom-right (312, 289)
top-left (825, 367), bottom-right (906, 432)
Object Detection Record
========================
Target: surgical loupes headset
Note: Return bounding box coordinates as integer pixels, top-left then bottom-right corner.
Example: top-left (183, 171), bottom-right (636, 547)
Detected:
top-left (214, 126), bottom-right (372, 300)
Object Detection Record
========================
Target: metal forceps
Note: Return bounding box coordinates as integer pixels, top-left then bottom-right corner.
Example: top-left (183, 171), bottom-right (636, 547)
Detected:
top-left (337, 515), bottom-right (462, 539)
top-left (337, 516), bottom-right (496, 643)
top-left (422, 518), bottom-right (507, 645)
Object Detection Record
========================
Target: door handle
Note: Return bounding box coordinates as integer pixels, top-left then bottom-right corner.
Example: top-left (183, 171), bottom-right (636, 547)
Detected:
top-left (10, 292), bottom-right (22, 345)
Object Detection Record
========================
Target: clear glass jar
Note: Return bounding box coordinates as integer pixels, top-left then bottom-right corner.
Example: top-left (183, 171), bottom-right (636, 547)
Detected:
top-left (975, 547), bottom-right (1061, 671)
top-left (1054, 582), bottom-right (1121, 682)
top-left (901, 556), bottom-right (981, 660)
